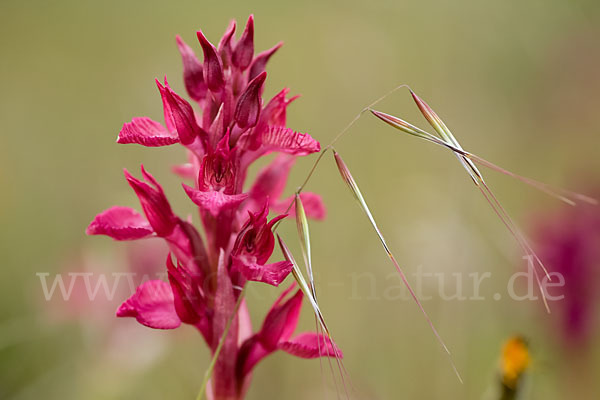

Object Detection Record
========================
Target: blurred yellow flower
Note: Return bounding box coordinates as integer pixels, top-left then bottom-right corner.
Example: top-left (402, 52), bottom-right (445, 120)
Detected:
top-left (501, 336), bottom-right (530, 390)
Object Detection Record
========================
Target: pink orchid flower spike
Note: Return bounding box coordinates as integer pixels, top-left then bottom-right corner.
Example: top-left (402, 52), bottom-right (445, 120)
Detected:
top-left (87, 15), bottom-right (335, 400)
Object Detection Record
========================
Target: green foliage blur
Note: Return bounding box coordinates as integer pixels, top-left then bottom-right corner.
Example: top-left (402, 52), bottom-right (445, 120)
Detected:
top-left (1, 0), bottom-right (599, 398)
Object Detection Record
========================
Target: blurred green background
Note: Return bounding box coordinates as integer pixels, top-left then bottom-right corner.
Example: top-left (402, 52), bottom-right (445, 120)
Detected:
top-left (1, 0), bottom-right (599, 398)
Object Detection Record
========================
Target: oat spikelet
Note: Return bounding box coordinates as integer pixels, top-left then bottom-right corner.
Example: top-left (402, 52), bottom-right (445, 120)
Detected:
top-left (333, 150), bottom-right (462, 383)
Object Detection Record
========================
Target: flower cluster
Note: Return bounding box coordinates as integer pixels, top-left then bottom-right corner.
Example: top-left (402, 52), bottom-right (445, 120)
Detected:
top-left (531, 195), bottom-right (600, 351)
top-left (87, 15), bottom-right (338, 400)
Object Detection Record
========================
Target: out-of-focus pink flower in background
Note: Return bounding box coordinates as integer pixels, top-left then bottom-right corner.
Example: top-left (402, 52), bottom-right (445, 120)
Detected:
top-left (531, 186), bottom-right (600, 351)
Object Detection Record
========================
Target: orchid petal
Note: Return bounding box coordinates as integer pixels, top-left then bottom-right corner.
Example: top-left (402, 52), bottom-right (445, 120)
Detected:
top-left (237, 336), bottom-right (268, 377)
top-left (279, 332), bottom-right (342, 359)
top-left (156, 78), bottom-right (176, 133)
top-left (116, 280), bottom-right (181, 329)
top-left (197, 30), bottom-right (225, 93)
top-left (236, 259), bottom-right (293, 287)
top-left (125, 166), bottom-right (178, 237)
top-left (176, 35), bottom-right (207, 102)
top-left (86, 206), bottom-right (154, 240)
top-left (259, 286), bottom-right (302, 348)
top-left (117, 117), bottom-right (179, 147)
top-left (163, 84), bottom-right (206, 146)
top-left (182, 184), bottom-right (248, 217)
top-left (248, 41), bottom-right (282, 82)
top-left (260, 126), bottom-right (320, 155)
top-left (234, 71), bottom-right (266, 130)
top-left (265, 88), bottom-right (297, 126)
top-left (237, 286), bottom-right (302, 376)
top-left (166, 255), bottom-right (206, 326)
top-left (217, 20), bottom-right (236, 69)
top-left (232, 15), bottom-right (254, 70)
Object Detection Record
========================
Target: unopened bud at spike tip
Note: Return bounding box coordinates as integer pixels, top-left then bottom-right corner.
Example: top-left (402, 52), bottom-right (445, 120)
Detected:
top-left (196, 30), bottom-right (225, 92)
top-left (163, 85), bottom-right (206, 146)
top-left (124, 166), bottom-right (178, 237)
top-left (217, 20), bottom-right (236, 69)
top-left (232, 14), bottom-right (255, 70)
top-left (175, 35), bottom-right (206, 102)
top-left (248, 41), bottom-right (283, 82)
top-left (234, 71), bottom-right (267, 130)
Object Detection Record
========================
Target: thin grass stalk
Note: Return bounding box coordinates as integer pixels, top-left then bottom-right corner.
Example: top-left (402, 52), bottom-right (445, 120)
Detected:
top-left (479, 183), bottom-right (552, 310)
top-left (370, 102), bottom-right (600, 309)
top-left (277, 235), bottom-right (350, 399)
top-left (332, 150), bottom-right (462, 383)
top-left (370, 109), bottom-right (594, 206)
top-left (476, 184), bottom-right (551, 313)
top-left (410, 90), bottom-right (484, 185)
top-left (293, 194), bottom-right (335, 396)
top-left (274, 85), bottom-right (415, 228)
top-left (271, 84), bottom-right (591, 387)
top-left (371, 105), bottom-right (558, 272)
top-left (295, 193), bottom-right (317, 300)
top-left (371, 101), bottom-right (554, 308)
top-left (293, 195), bottom-right (331, 394)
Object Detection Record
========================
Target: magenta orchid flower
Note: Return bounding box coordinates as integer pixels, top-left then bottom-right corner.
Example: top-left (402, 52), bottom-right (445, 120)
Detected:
top-left (531, 192), bottom-right (600, 351)
top-left (87, 15), bottom-right (338, 400)
top-left (231, 205), bottom-right (293, 287)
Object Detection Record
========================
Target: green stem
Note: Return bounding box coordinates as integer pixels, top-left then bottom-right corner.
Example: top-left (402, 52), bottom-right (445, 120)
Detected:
top-left (196, 286), bottom-right (247, 400)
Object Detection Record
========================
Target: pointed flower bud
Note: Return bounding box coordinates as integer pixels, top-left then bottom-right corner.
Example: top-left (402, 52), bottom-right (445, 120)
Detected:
top-left (124, 166), bottom-right (179, 237)
top-left (232, 15), bottom-right (254, 70)
top-left (248, 41), bottom-right (282, 82)
top-left (175, 35), bottom-right (207, 102)
top-left (162, 81), bottom-right (206, 146)
top-left (217, 20), bottom-right (236, 69)
top-left (196, 30), bottom-right (225, 92)
top-left (166, 255), bottom-right (205, 325)
top-left (234, 71), bottom-right (266, 130)
top-left (156, 78), bottom-right (176, 133)
top-left (258, 286), bottom-right (303, 350)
